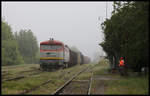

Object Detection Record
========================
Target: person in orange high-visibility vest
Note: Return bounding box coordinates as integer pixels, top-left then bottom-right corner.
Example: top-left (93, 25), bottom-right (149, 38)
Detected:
top-left (119, 57), bottom-right (125, 67)
top-left (119, 57), bottom-right (125, 76)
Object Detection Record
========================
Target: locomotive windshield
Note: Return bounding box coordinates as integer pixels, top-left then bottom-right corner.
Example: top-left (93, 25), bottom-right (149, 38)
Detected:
top-left (40, 44), bottom-right (62, 50)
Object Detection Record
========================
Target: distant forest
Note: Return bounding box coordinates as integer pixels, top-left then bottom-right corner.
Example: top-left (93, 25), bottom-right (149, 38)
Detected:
top-left (2, 19), bottom-right (39, 66)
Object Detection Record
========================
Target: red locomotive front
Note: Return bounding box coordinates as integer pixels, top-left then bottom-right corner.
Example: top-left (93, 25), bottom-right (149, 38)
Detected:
top-left (40, 38), bottom-right (67, 70)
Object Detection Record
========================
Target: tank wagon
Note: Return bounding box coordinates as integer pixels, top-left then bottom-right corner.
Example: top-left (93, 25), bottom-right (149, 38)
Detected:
top-left (40, 38), bottom-right (90, 70)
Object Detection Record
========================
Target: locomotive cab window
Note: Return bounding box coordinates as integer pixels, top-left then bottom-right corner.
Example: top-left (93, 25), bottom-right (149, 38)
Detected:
top-left (40, 45), bottom-right (62, 50)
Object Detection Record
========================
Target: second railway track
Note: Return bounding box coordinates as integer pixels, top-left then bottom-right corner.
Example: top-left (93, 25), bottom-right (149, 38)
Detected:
top-left (2, 64), bottom-right (97, 95)
top-left (2, 69), bottom-right (42, 82)
top-left (18, 65), bottom-right (86, 94)
top-left (52, 65), bottom-right (95, 95)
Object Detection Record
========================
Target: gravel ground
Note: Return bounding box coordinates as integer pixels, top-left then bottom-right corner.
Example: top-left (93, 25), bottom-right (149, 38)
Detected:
top-left (60, 80), bottom-right (90, 95)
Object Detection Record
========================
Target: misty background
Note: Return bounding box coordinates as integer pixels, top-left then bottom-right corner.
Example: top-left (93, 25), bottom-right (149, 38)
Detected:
top-left (2, 2), bottom-right (113, 62)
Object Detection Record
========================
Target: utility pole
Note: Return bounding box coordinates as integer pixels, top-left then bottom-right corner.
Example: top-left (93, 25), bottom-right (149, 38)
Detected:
top-left (106, 1), bottom-right (108, 20)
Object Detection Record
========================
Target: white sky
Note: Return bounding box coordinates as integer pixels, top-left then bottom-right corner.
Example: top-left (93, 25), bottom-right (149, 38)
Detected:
top-left (2, 1), bottom-right (114, 61)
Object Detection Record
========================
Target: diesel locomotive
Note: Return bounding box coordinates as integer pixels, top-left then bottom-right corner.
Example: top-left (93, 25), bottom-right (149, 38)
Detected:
top-left (40, 38), bottom-right (91, 70)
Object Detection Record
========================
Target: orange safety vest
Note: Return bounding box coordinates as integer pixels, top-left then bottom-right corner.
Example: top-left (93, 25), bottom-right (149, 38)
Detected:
top-left (119, 60), bottom-right (125, 66)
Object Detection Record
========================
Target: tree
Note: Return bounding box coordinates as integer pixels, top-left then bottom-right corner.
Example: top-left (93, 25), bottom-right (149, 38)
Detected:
top-left (99, 1), bottom-right (149, 73)
top-left (2, 20), bottom-right (24, 66)
top-left (14, 29), bottom-right (39, 64)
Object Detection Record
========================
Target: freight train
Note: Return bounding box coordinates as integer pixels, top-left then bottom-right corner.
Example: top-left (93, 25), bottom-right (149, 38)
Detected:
top-left (40, 38), bottom-right (91, 70)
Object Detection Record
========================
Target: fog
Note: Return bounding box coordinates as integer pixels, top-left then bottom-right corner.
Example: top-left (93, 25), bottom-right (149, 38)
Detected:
top-left (2, 2), bottom-right (113, 61)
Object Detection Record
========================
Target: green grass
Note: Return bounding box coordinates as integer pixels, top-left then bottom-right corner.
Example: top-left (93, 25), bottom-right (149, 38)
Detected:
top-left (28, 79), bottom-right (66, 94)
top-left (92, 59), bottom-right (149, 95)
top-left (105, 75), bottom-right (149, 94)
top-left (2, 64), bottom-right (39, 76)
top-left (3, 61), bottom-right (148, 95)
top-left (2, 73), bottom-right (49, 94)
top-left (74, 72), bottom-right (91, 80)
top-left (2, 63), bottom-right (92, 94)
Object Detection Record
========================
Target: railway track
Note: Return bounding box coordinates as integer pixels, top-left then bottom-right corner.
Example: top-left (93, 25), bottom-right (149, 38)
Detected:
top-left (87, 71), bottom-right (93, 95)
top-left (2, 66), bottom-right (72, 82)
top-left (18, 68), bottom-right (39, 73)
top-left (2, 69), bottom-right (42, 82)
top-left (52, 65), bottom-right (95, 95)
top-left (2, 71), bottom-right (10, 76)
top-left (18, 65), bottom-right (92, 95)
top-left (2, 68), bottom-right (39, 78)
top-left (18, 67), bottom-right (80, 94)
top-left (2, 64), bottom-right (96, 95)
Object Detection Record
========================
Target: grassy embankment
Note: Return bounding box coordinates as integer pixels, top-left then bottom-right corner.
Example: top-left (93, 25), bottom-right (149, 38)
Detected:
top-left (93, 59), bottom-right (149, 95)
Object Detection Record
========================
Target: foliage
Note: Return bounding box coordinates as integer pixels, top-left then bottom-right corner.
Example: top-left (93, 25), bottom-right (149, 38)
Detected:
top-left (99, 1), bottom-right (149, 72)
top-left (2, 19), bottom-right (39, 65)
top-left (2, 20), bottom-right (24, 66)
top-left (14, 29), bottom-right (39, 64)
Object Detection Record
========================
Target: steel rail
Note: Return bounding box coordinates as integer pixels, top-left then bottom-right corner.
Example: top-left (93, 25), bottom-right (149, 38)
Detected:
top-left (2, 71), bottom-right (42, 82)
top-left (20, 79), bottom-right (52, 94)
top-left (52, 64), bottom-right (97, 95)
top-left (52, 66), bottom-right (90, 95)
top-left (18, 64), bottom-right (97, 95)
top-left (87, 71), bottom-right (93, 95)
top-left (18, 67), bottom-right (79, 94)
